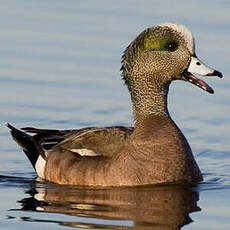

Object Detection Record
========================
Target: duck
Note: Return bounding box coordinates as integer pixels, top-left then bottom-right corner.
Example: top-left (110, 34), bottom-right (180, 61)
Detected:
top-left (8, 22), bottom-right (222, 186)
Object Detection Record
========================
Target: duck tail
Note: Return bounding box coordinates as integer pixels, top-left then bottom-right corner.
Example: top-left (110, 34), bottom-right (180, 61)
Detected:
top-left (7, 123), bottom-right (46, 178)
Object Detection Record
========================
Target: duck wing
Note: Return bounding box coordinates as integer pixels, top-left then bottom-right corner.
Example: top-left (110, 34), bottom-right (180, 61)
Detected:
top-left (21, 126), bottom-right (97, 151)
top-left (21, 125), bottom-right (133, 157)
top-left (51, 126), bottom-right (133, 157)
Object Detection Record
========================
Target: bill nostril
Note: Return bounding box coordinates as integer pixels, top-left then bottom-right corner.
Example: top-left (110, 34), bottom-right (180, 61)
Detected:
top-left (196, 61), bottom-right (201, 66)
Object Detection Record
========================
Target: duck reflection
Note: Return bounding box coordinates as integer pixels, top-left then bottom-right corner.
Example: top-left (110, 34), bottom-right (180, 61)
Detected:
top-left (18, 183), bottom-right (201, 229)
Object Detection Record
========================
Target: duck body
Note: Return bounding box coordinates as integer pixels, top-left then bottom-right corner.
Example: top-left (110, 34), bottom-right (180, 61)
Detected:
top-left (8, 116), bottom-right (202, 186)
top-left (8, 22), bottom-right (222, 186)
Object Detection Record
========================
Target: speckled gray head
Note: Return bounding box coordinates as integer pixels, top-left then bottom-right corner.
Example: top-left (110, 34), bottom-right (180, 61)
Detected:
top-left (121, 22), bottom-right (223, 95)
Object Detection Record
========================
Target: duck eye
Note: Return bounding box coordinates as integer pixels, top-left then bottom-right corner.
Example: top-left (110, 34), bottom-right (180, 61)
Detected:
top-left (167, 42), bottom-right (178, 51)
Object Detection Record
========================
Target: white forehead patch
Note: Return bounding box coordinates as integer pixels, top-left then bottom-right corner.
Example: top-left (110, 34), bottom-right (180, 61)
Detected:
top-left (159, 22), bottom-right (195, 54)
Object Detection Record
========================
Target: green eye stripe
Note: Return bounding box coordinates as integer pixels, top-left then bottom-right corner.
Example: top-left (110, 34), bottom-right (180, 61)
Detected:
top-left (143, 37), bottom-right (178, 52)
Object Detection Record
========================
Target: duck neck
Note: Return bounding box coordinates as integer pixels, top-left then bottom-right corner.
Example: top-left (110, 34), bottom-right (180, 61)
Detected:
top-left (130, 77), bottom-right (170, 125)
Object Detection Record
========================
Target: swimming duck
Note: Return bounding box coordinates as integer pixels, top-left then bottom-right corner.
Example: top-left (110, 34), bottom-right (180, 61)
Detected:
top-left (8, 22), bottom-right (222, 186)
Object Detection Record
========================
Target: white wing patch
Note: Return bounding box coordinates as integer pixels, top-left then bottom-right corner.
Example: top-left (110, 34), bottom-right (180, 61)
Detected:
top-left (35, 155), bottom-right (46, 179)
top-left (70, 148), bottom-right (100, 156)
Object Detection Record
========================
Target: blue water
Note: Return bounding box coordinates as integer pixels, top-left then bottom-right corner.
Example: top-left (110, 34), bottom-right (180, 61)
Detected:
top-left (0, 0), bottom-right (230, 229)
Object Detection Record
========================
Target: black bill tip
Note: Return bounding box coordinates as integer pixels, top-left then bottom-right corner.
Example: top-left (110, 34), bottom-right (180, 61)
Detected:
top-left (207, 70), bottom-right (223, 78)
top-left (207, 87), bottom-right (214, 94)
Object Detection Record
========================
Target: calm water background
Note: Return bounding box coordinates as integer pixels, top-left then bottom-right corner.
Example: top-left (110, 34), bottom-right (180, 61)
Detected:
top-left (0, 0), bottom-right (230, 229)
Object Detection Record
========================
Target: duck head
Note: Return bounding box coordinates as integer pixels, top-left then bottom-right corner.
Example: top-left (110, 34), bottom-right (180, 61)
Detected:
top-left (121, 22), bottom-right (222, 117)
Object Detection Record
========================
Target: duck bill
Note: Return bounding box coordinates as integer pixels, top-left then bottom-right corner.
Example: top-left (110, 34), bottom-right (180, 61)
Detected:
top-left (182, 56), bottom-right (223, 94)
